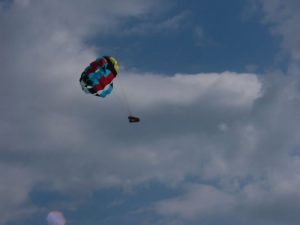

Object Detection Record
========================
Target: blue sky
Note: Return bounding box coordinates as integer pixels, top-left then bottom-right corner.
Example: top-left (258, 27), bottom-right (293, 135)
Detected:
top-left (1, 1), bottom-right (300, 225)
top-left (97, 0), bottom-right (280, 74)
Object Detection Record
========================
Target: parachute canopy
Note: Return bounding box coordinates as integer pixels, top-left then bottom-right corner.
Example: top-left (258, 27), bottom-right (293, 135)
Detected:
top-left (80, 56), bottom-right (119, 98)
top-left (47, 211), bottom-right (66, 225)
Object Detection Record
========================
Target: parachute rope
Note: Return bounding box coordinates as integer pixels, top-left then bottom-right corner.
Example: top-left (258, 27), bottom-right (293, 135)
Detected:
top-left (116, 77), bottom-right (132, 116)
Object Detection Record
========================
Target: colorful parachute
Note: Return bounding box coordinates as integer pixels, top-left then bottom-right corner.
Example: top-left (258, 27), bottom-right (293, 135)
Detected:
top-left (79, 56), bottom-right (140, 123)
top-left (79, 56), bottom-right (119, 98)
top-left (47, 211), bottom-right (66, 225)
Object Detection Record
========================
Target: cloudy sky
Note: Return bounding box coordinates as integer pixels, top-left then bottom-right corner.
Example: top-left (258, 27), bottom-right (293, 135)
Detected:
top-left (1, 0), bottom-right (300, 225)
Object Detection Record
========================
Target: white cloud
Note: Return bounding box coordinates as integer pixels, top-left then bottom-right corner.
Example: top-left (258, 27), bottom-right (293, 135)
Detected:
top-left (120, 12), bottom-right (190, 36)
top-left (0, 164), bottom-right (40, 224)
top-left (156, 184), bottom-right (236, 219)
top-left (1, 1), bottom-right (300, 225)
top-left (253, 0), bottom-right (300, 72)
top-left (194, 26), bottom-right (218, 48)
top-left (118, 71), bottom-right (262, 109)
top-left (0, 0), bottom-right (170, 223)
